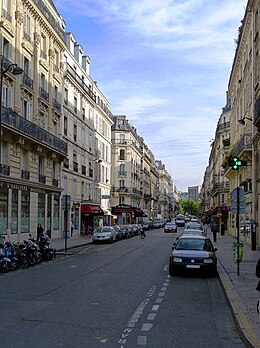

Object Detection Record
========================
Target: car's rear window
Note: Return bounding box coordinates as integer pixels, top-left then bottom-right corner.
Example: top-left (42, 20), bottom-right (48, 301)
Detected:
top-left (176, 239), bottom-right (212, 251)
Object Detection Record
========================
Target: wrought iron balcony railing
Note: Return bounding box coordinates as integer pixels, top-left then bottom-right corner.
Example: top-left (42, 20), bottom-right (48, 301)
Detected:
top-left (52, 178), bottom-right (58, 187)
top-left (39, 174), bottom-right (46, 184)
top-left (53, 98), bottom-right (61, 112)
top-left (1, 107), bottom-right (67, 155)
top-left (23, 74), bottom-right (33, 90)
top-left (39, 87), bottom-right (49, 102)
top-left (233, 133), bottom-right (252, 156)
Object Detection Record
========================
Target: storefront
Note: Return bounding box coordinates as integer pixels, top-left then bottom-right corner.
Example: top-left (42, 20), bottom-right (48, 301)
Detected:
top-left (81, 203), bottom-right (104, 233)
top-left (111, 204), bottom-right (147, 224)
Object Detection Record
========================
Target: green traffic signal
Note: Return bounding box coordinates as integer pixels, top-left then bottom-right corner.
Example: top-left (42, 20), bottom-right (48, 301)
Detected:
top-left (228, 156), bottom-right (247, 170)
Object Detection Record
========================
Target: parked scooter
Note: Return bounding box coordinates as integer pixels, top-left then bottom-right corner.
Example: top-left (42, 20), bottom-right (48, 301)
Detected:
top-left (13, 243), bottom-right (29, 269)
top-left (38, 234), bottom-right (55, 261)
top-left (23, 239), bottom-right (40, 267)
top-left (28, 235), bottom-right (42, 264)
top-left (4, 241), bottom-right (19, 271)
top-left (0, 243), bottom-right (11, 273)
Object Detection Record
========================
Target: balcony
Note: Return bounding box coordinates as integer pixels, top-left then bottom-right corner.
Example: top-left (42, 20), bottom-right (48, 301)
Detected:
top-left (21, 169), bottom-right (30, 180)
top-left (39, 87), bottom-right (49, 102)
top-left (211, 182), bottom-right (230, 196)
top-left (65, 64), bottom-right (96, 103)
top-left (233, 133), bottom-right (252, 157)
top-left (23, 74), bottom-right (33, 90)
top-left (0, 164), bottom-right (10, 176)
top-left (1, 107), bottom-right (67, 156)
top-left (53, 98), bottom-right (61, 112)
top-left (31, 0), bottom-right (65, 41)
top-left (39, 174), bottom-right (46, 184)
top-left (118, 171), bottom-right (127, 177)
top-left (217, 121), bottom-right (230, 132)
top-left (114, 187), bottom-right (128, 193)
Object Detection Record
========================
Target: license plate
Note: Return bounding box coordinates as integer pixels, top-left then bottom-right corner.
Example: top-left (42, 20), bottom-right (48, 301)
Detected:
top-left (186, 265), bottom-right (200, 269)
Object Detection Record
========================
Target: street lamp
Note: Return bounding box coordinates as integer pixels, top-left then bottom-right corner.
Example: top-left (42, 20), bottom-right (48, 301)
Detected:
top-left (238, 116), bottom-right (253, 125)
top-left (0, 55), bottom-right (23, 169)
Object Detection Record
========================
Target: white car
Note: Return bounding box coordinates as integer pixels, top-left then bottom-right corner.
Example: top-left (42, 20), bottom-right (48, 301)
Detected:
top-left (92, 226), bottom-right (117, 243)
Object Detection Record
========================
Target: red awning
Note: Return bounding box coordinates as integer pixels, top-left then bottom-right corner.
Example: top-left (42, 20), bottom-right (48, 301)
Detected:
top-left (133, 207), bottom-right (148, 217)
top-left (81, 204), bottom-right (104, 215)
top-left (111, 204), bottom-right (135, 214)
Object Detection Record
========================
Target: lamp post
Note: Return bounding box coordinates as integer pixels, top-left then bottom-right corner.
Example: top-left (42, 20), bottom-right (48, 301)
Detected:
top-left (0, 55), bottom-right (23, 169)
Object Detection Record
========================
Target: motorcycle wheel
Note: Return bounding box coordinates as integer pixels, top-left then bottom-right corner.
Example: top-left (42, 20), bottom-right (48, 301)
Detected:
top-left (10, 259), bottom-right (19, 271)
top-left (21, 257), bottom-right (29, 269)
top-left (45, 252), bottom-right (53, 261)
top-left (35, 252), bottom-right (42, 264)
top-left (29, 255), bottom-right (37, 267)
top-left (0, 260), bottom-right (11, 273)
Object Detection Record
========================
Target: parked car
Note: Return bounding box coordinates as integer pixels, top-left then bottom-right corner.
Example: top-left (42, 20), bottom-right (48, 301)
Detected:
top-left (118, 225), bottom-right (134, 238)
top-left (131, 224), bottom-right (140, 236)
top-left (113, 225), bottom-right (124, 240)
top-left (169, 235), bottom-right (217, 277)
top-left (164, 222), bottom-right (177, 233)
top-left (92, 226), bottom-right (117, 243)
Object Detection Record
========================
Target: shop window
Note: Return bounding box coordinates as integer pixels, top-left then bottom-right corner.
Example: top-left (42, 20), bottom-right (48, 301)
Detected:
top-left (53, 196), bottom-right (60, 230)
top-left (11, 189), bottom-right (18, 234)
top-left (21, 191), bottom-right (30, 233)
top-left (0, 188), bottom-right (8, 235)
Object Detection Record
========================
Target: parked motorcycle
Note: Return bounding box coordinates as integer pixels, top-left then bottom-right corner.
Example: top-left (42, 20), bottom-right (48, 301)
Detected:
top-left (13, 243), bottom-right (29, 269)
top-left (0, 243), bottom-right (11, 273)
top-left (28, 236), bottom-right (42, 265)
top-left (4, 242), bottom-right (19, 271)
top-left (39, 234), bottom-right (55, 261)
top-left (24, 239), bottom-right (40, 267)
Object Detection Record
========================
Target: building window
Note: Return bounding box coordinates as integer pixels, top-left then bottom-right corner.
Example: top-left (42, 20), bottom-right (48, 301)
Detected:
top-left (22, 99), bottom-right (30, 120)
top-left (11, 189), bottom-right (18, 234)
top-left (39, 156), bottom-right (45, 176)
top-left (119, 149), bottom-right (125, 160)
top-left (0, 188), bottom-right (8, 235)
top-left (3, 38), bottom-right (10, 58)
top-left (119, 180), bottom-right (125, 188)
top-left (64, 87), bottom-right (68, 104)
top-left (2, 84), bottom-right (12, 108)
top-left (24, 12), bottom-right (30, 37)
top-left (21, 191), bottom-right (30, 233)
top-left (119, 196), bottom-right (124, 205)
top-left (74, 124), bottom-right (77, 141)
top-left (119, 164), bottom-right (125, 175)
top-left (53, 196), bottom-right (60, 230)
top-left (64, 114), bottom-right (68, 135)
top-left (74, 96), bottom-right (77, 113)
top-left (38, 193), bottom-right (45, 227)
top-left (119, 134), bottom-right (125, 144)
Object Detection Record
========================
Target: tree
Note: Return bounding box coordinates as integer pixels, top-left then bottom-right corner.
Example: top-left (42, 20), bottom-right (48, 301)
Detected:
top-left (179, 199), bottom-right (200, 216)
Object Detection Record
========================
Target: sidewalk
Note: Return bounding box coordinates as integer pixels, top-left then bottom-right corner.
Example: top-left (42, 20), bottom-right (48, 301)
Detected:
top-left (52, 231), bottom-right (260, 348)
top-left (213, 231), bottom-right (260, 348)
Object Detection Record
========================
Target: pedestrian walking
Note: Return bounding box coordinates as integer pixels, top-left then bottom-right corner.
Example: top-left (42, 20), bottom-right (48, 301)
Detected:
top-left (256, 258), bottom-right (260, 314)
top-left (87, 225), bottom-right (93, 236)
top-left (211, 219), bottom-right (218, 242)
top-left (37, 224), bottom-right (44, 244)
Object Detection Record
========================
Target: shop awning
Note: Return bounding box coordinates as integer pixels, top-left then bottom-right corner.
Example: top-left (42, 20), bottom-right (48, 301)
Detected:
top-left (133, 207), bottom-right (148, 217)
top-left (81, 204), bottom-right (104, 215)
top-left (111, 204), bottom-right (135, 214)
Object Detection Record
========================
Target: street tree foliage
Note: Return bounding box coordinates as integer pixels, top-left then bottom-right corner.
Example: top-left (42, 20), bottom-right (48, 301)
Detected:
top-left (179, 199), bottom-right (200, 216)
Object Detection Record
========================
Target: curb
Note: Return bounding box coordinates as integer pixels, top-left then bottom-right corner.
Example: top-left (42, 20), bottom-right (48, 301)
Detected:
top-left (218, 260), bottom-right (260, 348)
top-left (54, 239), bottom-right (93, 253)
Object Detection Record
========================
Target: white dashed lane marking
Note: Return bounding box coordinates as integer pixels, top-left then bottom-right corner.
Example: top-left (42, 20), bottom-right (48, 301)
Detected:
top-left (141, 323), bottom-right (153, 331)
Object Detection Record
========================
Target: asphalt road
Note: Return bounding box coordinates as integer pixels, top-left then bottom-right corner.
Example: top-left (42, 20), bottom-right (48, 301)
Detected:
top-left (1, 228), bottom-right (246, 348)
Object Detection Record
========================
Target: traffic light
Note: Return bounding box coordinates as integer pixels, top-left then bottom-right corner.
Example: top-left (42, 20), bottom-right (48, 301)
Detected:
top-left (228, 156), bottom-right (247, 170)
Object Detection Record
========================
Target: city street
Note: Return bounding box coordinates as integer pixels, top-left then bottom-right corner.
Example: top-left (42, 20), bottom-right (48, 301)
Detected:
top-left (1, 228), bottom-right (245, 348)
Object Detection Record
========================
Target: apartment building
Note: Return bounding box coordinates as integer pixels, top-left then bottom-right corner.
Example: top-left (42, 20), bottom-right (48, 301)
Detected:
top-left (202, 0), bottom-right (260, 249)
top-left (61, 31), bottom-right (113, 236)
top-left (155, 160), bottom-right (172, 220)
top-left (0, 0), bottom-right (67, 241)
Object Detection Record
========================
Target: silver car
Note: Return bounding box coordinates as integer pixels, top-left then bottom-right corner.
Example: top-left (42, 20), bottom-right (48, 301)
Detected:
top-left (92, 226), bottom-right (117, 243)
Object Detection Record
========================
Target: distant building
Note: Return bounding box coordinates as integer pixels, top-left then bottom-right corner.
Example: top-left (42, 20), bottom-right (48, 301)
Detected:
top-left (188, 186), bottom-right (201, 201)
top-left (179, 192), bottom-right (188, 201)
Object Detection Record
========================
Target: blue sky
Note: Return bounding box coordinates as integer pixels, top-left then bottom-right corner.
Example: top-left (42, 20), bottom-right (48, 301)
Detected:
top-left (54, 0), bottom-right (246, 191)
